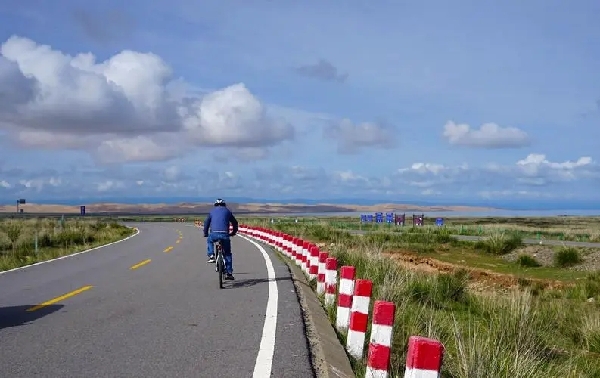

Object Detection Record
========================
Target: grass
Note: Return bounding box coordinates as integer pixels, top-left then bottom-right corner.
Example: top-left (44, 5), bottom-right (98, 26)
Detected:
top-left (70, 213), bottom-right (600, 244)
top-left (248, 219), bottom-right (597, 282)
top-left (241, 219), bottom-right (600, 377)
top-left (261, 215), bottom-right (600, 243)
top-left (0, 218), bottom-right (135, 272)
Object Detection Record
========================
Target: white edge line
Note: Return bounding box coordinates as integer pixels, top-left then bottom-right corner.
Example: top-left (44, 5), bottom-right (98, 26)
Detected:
top-left (239, 234), bottom-right (279, 378)
top-left (0, 226), bottom-right (141, 276)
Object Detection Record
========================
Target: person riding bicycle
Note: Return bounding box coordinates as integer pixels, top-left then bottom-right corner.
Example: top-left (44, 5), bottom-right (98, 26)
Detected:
top-left (203, 198), bottom-right (239, 280)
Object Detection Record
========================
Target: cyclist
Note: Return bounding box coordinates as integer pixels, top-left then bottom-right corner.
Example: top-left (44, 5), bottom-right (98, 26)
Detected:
top-left (203, 198), bottom-right (239, 280)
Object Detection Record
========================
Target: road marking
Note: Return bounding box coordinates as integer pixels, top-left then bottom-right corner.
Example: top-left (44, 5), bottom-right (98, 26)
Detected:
top-left (130, 259), bottom-right (151, 270)
top-left (176, 239), bottom-right (181, 244)
top-left (240, 235), bottom-right (279, 378)
top-left (26, 285), bottom-right (93, 312)
top-left (163, 246), bottom-right (173, 253)
top-left (0, 227), bottom-right (140, 276)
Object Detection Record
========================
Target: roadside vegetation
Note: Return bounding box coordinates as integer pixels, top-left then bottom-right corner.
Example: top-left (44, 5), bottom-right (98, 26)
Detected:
top-left (243, 217), bottom-right (600, 377)
top-left (0, 217), bottom-right (135, 272)
top-left (318, 215), bottom-right (600, 243)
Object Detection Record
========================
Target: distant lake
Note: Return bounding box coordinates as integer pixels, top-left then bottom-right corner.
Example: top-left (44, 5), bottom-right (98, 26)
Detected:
top-left (257, 209), bottom-right (600, 218)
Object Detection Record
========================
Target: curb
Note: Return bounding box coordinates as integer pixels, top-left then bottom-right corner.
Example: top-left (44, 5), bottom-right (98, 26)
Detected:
top-left (250, 237), bottom-right (355, 378)
top-left (0, 226), bottom-right (140, 275)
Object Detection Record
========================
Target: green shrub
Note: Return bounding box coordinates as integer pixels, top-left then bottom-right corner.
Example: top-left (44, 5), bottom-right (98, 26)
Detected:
top-left (517, 254), bottom-right (541, 268)
top-left (554, 247), bottom-right (582, 268)
top-left (475, 233), bottom-right (522, 255)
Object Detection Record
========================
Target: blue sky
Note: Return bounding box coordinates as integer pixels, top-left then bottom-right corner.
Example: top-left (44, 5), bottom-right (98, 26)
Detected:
top-left (0, 0), bottom-right (599, 206)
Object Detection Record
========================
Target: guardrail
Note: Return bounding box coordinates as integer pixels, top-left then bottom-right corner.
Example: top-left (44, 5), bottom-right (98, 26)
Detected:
top-left (239, 225), bottom-right (445, 378)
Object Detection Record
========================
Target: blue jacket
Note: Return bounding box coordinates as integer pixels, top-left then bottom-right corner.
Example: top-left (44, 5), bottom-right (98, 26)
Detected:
top-left (203, 206), bottom-right (238, 236)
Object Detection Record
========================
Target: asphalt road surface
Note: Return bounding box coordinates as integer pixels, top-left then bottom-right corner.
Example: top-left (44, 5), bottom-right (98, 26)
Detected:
top-left (0, 222), bottom-right (314, 378)
top-left (347, 229), bottom-right (600, 248)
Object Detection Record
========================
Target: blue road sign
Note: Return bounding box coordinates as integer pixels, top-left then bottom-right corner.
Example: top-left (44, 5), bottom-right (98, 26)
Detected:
top-left (436, 217), bottom-right (444, 226)
top-left (80, 205), bottom-right (86, 216)
top-left (385, 212), bottom-right (394, 223)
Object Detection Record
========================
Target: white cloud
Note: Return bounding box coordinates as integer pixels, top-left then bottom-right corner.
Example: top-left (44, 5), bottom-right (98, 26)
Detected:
top-left (95, 135), bottom-right (181, 164)
top-left (180, 83), bottom-right (294, 147)
top-left (443, 120), bottom-right (530, 148)
top-left (0, 152), bottom-right (597, 200)
top-left (324, 118), bottom-right (398, 154)
top-left (395, 153), bottom-right (596, 193)
top-left (0, 36), bottom-right (295, 163)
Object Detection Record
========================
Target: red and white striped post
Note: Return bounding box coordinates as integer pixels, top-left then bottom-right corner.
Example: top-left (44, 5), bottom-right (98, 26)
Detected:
top-left (324, 257), bottom-right (337, 307)
top-left (346, 279), bottom-right (373, 359)
top-left (336, 266), bottom-right (356, 331)
top-left (285, 235), bottom-right (297, 260)
top-left (292, 237), bottom-right (301, 266)
top-left (277, 232), bottom-right (284, 253)
top-left (301, 241), bottom-right (309, 274)
top-left (308, 246), bottom-right (319, 281)
top-left (286, 235), bottom-right (294, 260)
top-left (300, 240), bottom-right (309, 275)
top-left (404, 336), bottom-right (444, 378)
top-left (365, 301), bottom-right (396, 378)
top-left (316, 251), bottom-right (328, 295)
top-left (274, 232), bottom-right (282, 253)
top-left (303, 241), bottom-right (311, 272)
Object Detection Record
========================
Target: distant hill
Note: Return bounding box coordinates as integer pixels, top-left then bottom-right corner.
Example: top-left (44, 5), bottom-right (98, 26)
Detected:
top-left (0, 201), bottom-right (496, 215)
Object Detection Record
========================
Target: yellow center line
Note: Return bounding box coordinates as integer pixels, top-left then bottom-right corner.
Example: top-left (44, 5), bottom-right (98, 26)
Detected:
top-left (176, 239), bottom-right (181, 244)
top-left (130, 259), bottom-right (152, 270)
top-left (163, 246), bottom-right (173, 253)
top-left (26, 285), bottom-right (93, 312)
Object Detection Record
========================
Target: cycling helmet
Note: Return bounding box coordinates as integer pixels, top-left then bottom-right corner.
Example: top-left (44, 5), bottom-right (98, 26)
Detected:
top-left (214, 198), bottom-right (226, 206)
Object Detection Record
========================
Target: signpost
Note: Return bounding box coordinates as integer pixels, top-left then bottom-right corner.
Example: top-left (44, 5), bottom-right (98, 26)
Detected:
top-left (80, 205), bottom-right (86, 216)
top-left (385, 212), bottom-right (394, 223)
top-left (16, 198), bottom-right (25, 213)
top-left (395, 213), bottom-right (406, 226)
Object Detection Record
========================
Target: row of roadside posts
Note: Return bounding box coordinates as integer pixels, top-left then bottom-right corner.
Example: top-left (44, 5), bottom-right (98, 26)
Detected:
top-left (360, 213), bottom-right (445, 227)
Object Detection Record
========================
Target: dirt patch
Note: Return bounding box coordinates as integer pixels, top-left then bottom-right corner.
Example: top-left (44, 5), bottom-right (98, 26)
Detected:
top-left (572, 250), bottom-right (600, 272)
top-left (381, 250), bottom-right (572, 292)
top-left (503, 245), bottom-right (557, 267)
top-left (503, 245), bottom-right (600, 272)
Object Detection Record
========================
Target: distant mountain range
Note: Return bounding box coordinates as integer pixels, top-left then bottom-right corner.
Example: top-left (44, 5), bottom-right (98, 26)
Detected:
top-left (0, 196), bottom-right (598, 211)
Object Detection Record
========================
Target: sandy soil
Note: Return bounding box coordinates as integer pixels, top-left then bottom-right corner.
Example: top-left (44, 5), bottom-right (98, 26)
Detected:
top-left (0, 202), bottom-right (495, 214)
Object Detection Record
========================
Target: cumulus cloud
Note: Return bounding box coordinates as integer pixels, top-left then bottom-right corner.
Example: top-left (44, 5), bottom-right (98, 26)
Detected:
top-left (443, 120), bottom-right (530, 148)
top-left (324, 118), bottom-right (398, 154)
top-left (181, 83), bottom-right (294, 147)
top-left (0, 36), bottom-right (295, 163)
top-left (294, 59), bottom-right (348, 83)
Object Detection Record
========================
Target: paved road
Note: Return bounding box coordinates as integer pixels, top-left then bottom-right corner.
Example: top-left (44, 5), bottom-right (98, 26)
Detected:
top-left (0, 222), bottom-right (314, 378)
top-left (347, 229), bottom-right (600, 248)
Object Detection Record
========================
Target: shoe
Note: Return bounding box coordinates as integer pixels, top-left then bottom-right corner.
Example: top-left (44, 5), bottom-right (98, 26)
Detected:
top-left (207, 255), bottom-right (215, 263)
top-left (225, 273), bottom-right (235, 280)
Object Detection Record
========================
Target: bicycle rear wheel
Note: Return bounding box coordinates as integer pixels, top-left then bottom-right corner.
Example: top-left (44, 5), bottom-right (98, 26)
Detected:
top-left (217, 253), bottom-right (223, 289)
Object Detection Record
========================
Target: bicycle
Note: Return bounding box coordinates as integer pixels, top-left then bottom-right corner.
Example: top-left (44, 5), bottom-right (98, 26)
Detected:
top-left (214, 240), bottom-right (226, 289)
